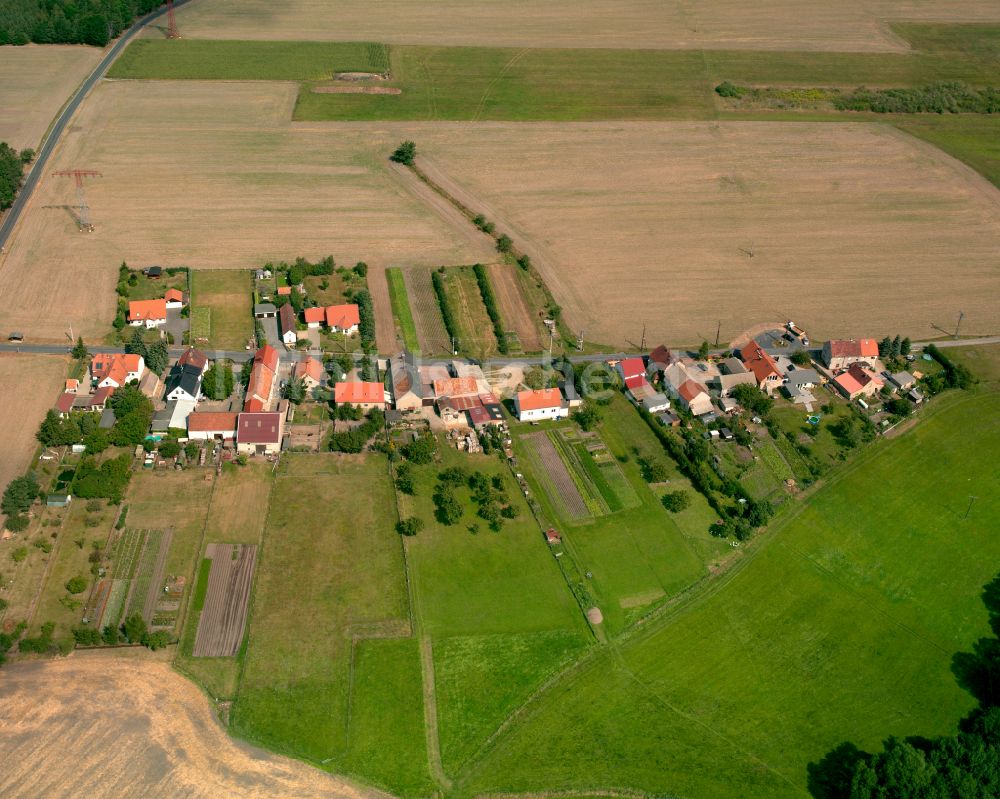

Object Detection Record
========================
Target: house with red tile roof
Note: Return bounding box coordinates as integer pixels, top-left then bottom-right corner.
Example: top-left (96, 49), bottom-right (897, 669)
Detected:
top-left (302, 304), bottom-right (361, 334)
top-left (616, 357), bottom-right (648, 390)
top-left (236, 411), bottom-right (285, 455)
top-left (90, 353), bottom-right (144, 389)
top-left (822, 338), bottom-right (879, 371)
top-left (433, 376), bottom-right (480, 401)
top-left (677, 379), bottom-right (713, 416)
top-left (164, 288), bottom-right (185, 308)
top-left (54, 385), bottom-right (114, 417)
top-left (737, 340), bottom-right (783, 394)
top-left (834, 363), bottom-right (884, 400)
top-left (334, 381), bottom-right (387, 410)
top-left (187, 411), bottom-right (238, 441)
top-left (128, 298), bottom-right (167, 328)
top-left (244, 345), bottom-right (280, 411)
top-left (294, 356), bottom-right (324, 390)
top-left (514, 388), bottom-right (568, 422)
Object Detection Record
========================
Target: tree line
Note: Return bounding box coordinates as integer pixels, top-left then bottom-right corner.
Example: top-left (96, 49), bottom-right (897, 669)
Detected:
top-left (472, 263), bottom-right (509, 355)
top-left (1, 0), bottom-right (164, 47)
top-left (0, 142), bottom-right (30, 210)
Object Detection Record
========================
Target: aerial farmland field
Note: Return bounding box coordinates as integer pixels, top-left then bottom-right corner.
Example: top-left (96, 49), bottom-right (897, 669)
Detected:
top-left (410, 121), bottom-right (1000, 346)
top-left (167, 0), bottom-right (1000, 53)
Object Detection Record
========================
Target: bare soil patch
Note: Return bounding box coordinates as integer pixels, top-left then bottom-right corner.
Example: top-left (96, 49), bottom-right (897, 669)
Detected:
top-left (487, 263), bottom-right (543, 352)
top-left (0, 81), bottom-right (489, 342)
top-left (0, 653), bottom-right (385, 799)
top-left (194, 543), bottom-right (257, 657)
top-left (312, 86), bottom-right (402, 95)
top-left (0, 44), bottom-right (102, 151)
top-left (0, 354), bottom-right (68, 491)
top-left (411, 121), bottom-right (1000, 346)
top-left (405, 268), bottom-right (450, 355)
top-left (168, 0), bottom-right (1000, 53)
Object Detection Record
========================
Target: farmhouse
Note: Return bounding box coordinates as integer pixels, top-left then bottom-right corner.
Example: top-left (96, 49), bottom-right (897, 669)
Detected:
top-left (187, 411), bottom-right (237, 441)
top-left (334, 381), bottom-right (387, 411)
top-left (164, 288), bottom-right (185, 309)
top-left (822, 338), bottom-right (879, 370)
top-left (90, 353), bottom-right (144, 388)
top-left (279, 303), bottom-right (297, 345)
top-left (834, 363), bottom-right (884, 400)
top-left (677, 379), bottom-right (713, 416)
top-left (164, 363), bottom-right (203, 403)
top-left (127, 298), bottom-right (167, 328)
top-left (244, 344), bottom-right (279, 412)
top-left (389, 353), bottom-right (425, 411)
top-left (236, 410), bottom-right (285, 455)
top-left (737, 340), bottom-right (783, 394)
top-left (515, 388), bottom-right (568, 422)
top-left (713, 358), bottom-right (756, 396)
top-left (293, 356), bottom-right (324, 390)
top-left (647, 344), bottom-right (676, 373)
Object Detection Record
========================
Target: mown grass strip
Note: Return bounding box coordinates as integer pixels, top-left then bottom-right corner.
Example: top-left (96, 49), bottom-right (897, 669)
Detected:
top-left (387, 268), bottom-right (419, 352)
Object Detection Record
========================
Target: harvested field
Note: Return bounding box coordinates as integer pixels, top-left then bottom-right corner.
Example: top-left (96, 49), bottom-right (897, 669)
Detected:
top-left (405, 269), bottom-right (450, 356)
top-left (193, 543), bottom-right (257, 657)
top-left (0, 654), bottom-right (384, 799)
top-left (413, 121), bottom-right (1000, 346)
top-left (0, 81), bottom-right (489, 342)
top-left (487, 263), bottom-right (542, 352)
top-left (0, 354), bottom-right (68, 492)
top-left (521, 432), bottom-right (588, 521)
top-left (168, 0), bottom-right (1000, 52)
top-left (0, 44), bottom-right (101, 151)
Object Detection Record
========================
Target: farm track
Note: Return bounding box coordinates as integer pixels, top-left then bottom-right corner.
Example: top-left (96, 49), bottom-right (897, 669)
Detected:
top-left (523, 432), bottom-right (588, 520)
top-left (405, 269), bottom-right (449, 356)
top-left (488, 263), bottom-right (542, 352)
top-left (193, 543), bottom-right (258, 657)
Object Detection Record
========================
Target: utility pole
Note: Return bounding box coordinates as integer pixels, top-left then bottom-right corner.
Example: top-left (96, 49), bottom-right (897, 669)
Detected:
top-left (52, 169), bottom-right (102, 231)
top-left (577, 330), bottom-right (584, 351)
top-left (715, 320), bottom-right (721, 348)
top-left (964, 495), bottom-right (978, 520)
top-left (639, 324), bottom-right (646, 351)
top-left (165, 0), bottom-right (180, 39)
top-left (955, 311), bottom-right (964, 339)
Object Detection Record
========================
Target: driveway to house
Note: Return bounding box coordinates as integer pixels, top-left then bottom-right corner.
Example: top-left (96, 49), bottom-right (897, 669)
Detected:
top-left (164, 308), bottom-right (188, 345)
top-left (260, 317), bottom-right (281, 350)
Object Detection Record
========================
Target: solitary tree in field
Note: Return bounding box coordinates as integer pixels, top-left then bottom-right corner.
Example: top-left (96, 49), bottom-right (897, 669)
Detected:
top-left (390, 140), bottom-right (416, 165)
top-left (661, 490), bottom-right (691, 513)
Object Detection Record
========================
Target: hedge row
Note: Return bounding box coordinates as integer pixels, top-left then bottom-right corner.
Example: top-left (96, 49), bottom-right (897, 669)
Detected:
top-left (431, 270), bottom-right (459, 345)
top-left (355, 288), bottom-right (376, 350)
top-left (472, 263), bottom-right (508, 354)
top-left (925, 344), bottom-right (977, 389)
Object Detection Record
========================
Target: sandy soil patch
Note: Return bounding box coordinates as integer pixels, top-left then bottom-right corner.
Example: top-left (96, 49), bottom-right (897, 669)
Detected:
top-left (0, 81), bottom-right (492, 342)
top-left (0, 653), bottom-right (385, 799)
top-left (405, 121), bottom-right (1000, 346)
top-left (312, 85), bottom-right (402, 95)
top-left (0, 44), bottom-right (101, 152)
top-left (167, 0), bottom-right (1000, 53)
top-left (487, 263), bottom-right (543, 352)
top-left (0, 354), bottom-right (68, 491)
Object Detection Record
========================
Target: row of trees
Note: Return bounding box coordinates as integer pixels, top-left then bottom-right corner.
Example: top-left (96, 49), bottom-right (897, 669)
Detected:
top-left (878, 334), bottom-right (911, 360)
top-left (0, 142), bottom-right (30, 210)
top-left (0, 0), bottom-right (164, 47)
top-left (472, 263), bottom-right (509, 354)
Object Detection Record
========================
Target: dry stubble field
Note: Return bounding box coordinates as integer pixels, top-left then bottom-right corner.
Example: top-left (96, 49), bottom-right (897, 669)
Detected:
top-left (409, 121), bottom-right (1000, 347)
top-left (0, 44), bottom-right (101, 152)
top-left (0, 81), bottom-right (492, 342)
top-left (0, 354), bottom-right (68, 491)
top-left (0, 654), bottom-right (385, 799)
top-left (167, 0), bottom-right (1000, 52)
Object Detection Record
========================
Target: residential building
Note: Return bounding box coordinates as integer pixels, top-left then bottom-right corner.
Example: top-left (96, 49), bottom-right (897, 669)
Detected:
top-left (303, 306), bottom-right (326, 329)
top-left (617, 357), bottom-right (648, 390)
top-left (294, 356), bottom-right (324, 391)
top-left (164, 288), bottom-right (185, 308)
top-left (236, 411), bottom-right (285, 455)
top-left (90, 353), bottom-right (144, 389)
top-left (628, 381), bottom-right (670, 413)
top-left (54, 385), bottom-right (114, 417)
top-left (647, 344), bottom-right (675, 373)
top-left (334, 381), bottom-right (387, 411)
top-left (389, 353), bottom-right (425, 411)
top-left (822, 338), bottom-right (879, 370)
top-left (244, 344), bottom-right (279, 412)
top-left (303, 303), bottom-right (361, 333)
top-left (834, 363), bottom-right (884, 400)
top-left (187, 411), bottom-right (237, 441)
top-left (714, 358), bottom-right (756, 396)
top-left (677, 379), bottom-right (713, 416)
top-left (177, 348), bottom-right (209, 373)
top-left (514, 388), bottom-right (568, 422)
top-left (164, 363), bottom-right (203, 403)
top-left (127, 298), bottom-right (167, 328)
top-left (279, 303), bottom-right (297, 345)
top-left (737, 340), bottom-right (783, 394)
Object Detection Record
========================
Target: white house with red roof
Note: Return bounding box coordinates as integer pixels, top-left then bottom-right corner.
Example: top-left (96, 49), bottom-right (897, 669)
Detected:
top-left (822, 338), bottom-right (879, 371)
top-left (334, 381), bottom-right (387, 411)
top-left (302, 303), bottom-right (360, 333)
top-left (514, 388), bottom-right (568, 422)
top-left (127, 298), bottom-right (167, 328)
top-left (834, 363), bottom-right (884, 400)
top-left (737, 340), bottom-right (783, 394)
top-left (244, 344), bottom-right (280, 412)
top-left (676, 379), bottom-right (713, 416)
top-left (90, 353), bottom-right (145, 388)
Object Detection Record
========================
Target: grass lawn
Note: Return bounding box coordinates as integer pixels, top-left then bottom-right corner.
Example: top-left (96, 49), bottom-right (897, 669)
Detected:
top-left (123, 268), bottom-right (187, 302)
top-left (231, 454), bottom-right (412, 777)
top-left (439, 266), bottom-right (497, 360)
top-left (387, 267), bottom-right (419, 352)
top-left (457, 390), bottom-right (1000, 798)
top-left (109, 39), bottom-right (385, 80)
top-left (190, 270), bottom-right (251, 350)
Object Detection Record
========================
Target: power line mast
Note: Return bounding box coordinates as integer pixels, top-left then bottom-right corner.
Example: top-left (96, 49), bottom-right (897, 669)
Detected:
top-left (955, 310), bottom-right (964, 339)
top-left (52, 169), bottom-right (102, 231)
top-left (166, 0), bottom-right (180, 39)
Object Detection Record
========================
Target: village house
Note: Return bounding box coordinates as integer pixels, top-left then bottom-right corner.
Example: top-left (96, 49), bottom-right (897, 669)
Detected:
top-left (885, 371), bottom-right (916, 392)
top-left (834, 363), bottom-right (884, 400)
top-left (737, 340), bottom-right (783, 394)
top-left (279, 303), bottom-right (297, 345)
top-left (616, 357), bottom-right (648, 390)
top-left (164, 363), bottom-right (203, 403)
top-left (236, 409), bottom-right (285, 455)
top-left (676, 379), bottom-right (714, 416)
top-left (90, 353), bottom-right (144, 389)
top-left (334, 381), bottom-right (388, 411)
top-left (164, 288), bottom-right (185, 309)
top-left (293, 356), bottom-right (324, 391)
top-left (514, 387), bottom-right (569, 422)
top-left (389, 353), bottom-right (425, 411)
top-left (822, 338), bottom-right (879, 371)
top-left (127, 298), bottom-right (167, 328)
top-left (713, 357), bottom-right (757, 396)
top-left (304, 303), bottom-right (360, 334)
top-left (647, 344), bottom-right (676, 374)
top-left (629, 381), bottom-right (671, 413)
top-left (244, 344), bottom-right (279, 412)
top-left (187, 411), bottom-right (237, 441)
top-left (54, 385), bottom-right (114, 417)
top-left (178, 348), bottom-right (209, 373)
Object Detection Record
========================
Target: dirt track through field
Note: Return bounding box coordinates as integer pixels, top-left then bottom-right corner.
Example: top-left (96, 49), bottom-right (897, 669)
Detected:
top-left (524, 432), bottom-right (588, 521)
top-left (193, 543), bottom-right (257, 657)
top-left (488, 263), bottom-right (542, 352)
top-left (0, 653), bottom-right (386, 799)
top-left (168, 0), bottom-right (1000, 53)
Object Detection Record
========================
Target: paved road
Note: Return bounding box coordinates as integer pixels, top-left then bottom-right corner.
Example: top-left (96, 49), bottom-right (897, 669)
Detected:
top-left (0, 0), bottom-right (193, 253)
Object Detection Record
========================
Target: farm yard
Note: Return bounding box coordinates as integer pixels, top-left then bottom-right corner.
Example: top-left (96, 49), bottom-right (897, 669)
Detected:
top-left (165, 0), bottom-right (1000, 53)
top-left (0, 44), bottom-right (101, 151)
top-left (411, 122), bottom-right (1000, 346)
top-left (0, 81), bottom-right (489, 342)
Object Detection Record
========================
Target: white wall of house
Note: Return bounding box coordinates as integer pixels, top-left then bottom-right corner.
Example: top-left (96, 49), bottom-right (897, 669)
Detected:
top-left (282, 329), bottom-right (297, 344)
top-left (188, 429), bottom-right (235, 441)
top-left (517, 404), bottom-right (569, 422)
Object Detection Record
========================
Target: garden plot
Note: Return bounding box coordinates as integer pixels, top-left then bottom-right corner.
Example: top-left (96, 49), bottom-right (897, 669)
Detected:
top-left (193, 543), bottom-right (257, 657)
top-left (404, 268), bottom-right (450, 356)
